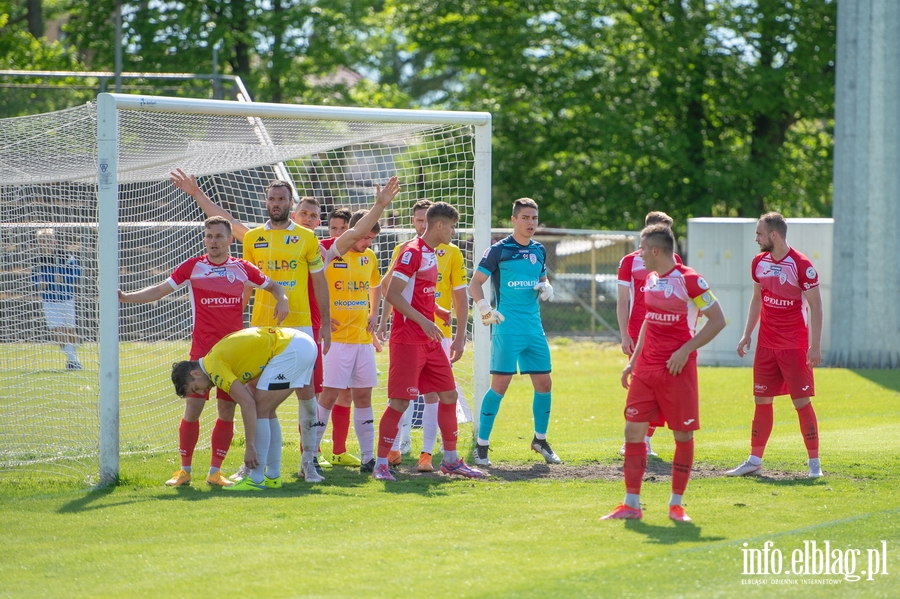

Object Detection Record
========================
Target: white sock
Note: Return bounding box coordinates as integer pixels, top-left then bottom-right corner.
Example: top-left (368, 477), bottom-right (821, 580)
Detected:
top-left (266, 418), bottom-right (283, 479)
top-left (624, 493), bottom-right (641, 509)
top-left (63, 344), bottom-right (78, 361)
top-left (298, 399), bottom-right (318, 462)
top-left (421, 402), bottom-right (439, 455)
top-left (392, 407), bottom-right (412, 451)
top-left (455, 386), bottom-right (473, 423)
top-left (669, 493), bottom-right (683, 507)
top-left (251, 418), bottom-right (271, 484)
top-left (353, 406), bottom-right (375, 463)
top-left (748, 455), bottom-right (762, 466)
top-left (442, 449), bottom-right (458, 464)
top-left (315, 403), bottom-right (332, 453)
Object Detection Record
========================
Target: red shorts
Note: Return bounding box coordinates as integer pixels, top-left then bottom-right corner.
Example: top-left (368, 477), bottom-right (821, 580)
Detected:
top-left (625, 362), bottom-right (699, 431)
top-left (312, 326), bottom-right (324, 394)
top-left (387, 341), bottom-right (456, 400)
top-left (753, 346), bottom-right (814, 399)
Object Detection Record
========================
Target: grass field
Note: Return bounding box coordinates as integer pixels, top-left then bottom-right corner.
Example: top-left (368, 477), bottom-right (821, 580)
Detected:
top-left (1, 341), bottom-right (899, 598)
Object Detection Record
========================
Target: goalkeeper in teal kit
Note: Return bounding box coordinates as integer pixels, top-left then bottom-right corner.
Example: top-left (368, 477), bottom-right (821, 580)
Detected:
top-left (468, 198), bottom-right (561, 466)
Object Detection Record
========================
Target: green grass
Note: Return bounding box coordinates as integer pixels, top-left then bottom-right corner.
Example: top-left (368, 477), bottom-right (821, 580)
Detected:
top-left (1, 342), bottom-right (899, 598)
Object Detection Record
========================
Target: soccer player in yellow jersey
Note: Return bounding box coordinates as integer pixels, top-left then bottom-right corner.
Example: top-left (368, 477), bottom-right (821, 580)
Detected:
top-left (315, 209), bottom-right (383, 471)
top-left (170, 169), bottom-right (400, 482)
top-left (171, 327), bottom-right (319, 491)
top-left (378, 199), bottom-right (471, 472)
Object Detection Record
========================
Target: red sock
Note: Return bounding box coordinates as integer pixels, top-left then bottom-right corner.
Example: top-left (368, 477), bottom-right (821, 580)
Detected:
top-left (750, 403), bottom-right (774, 459)
top-left (377, 406), bottom-right (403, 459)
top-left (210, 419), bottom-right (234, 469)
top-left (672, 438), bottom-right (694, 496)
top-left (623, 442), bottom-right (647, 495)
top-left (796, 402), bottom-right (819, 458)
top-left (179, 419), bottom-right (200, 468)
top-left (331, 405), bottom-right (351, 455)
top-left (437, 402), bottom-right (458, 451)
top-left (646, 425), bottom-right (657, 438)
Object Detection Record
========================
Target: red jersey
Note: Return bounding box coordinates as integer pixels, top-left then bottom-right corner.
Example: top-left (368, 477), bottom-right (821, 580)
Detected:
top-left (168, 255), bottom-right (269, 359)
top-left (388, 237), bottom-right (438, 345)
top-left (618, 249), bottom-right (683, 341)
top-left (752, 248), bottom-right (819, 350)
top-left (637, 264), bottom-right (717, 370)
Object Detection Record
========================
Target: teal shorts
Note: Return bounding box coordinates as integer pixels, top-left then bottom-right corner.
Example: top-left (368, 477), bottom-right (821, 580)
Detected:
top-left (490, 334), bottom-right (552, 375)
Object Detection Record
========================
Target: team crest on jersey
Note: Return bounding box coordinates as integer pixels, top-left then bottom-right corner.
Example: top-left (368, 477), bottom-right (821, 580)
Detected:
top-left (226, 271), bottom-right (236, 283)
top-left (529, 254), bottom-right (537, 265)
top-left (359, 256), bottom-right (369, 266)
top-left (662, 283), bottom-right (674, 298)
top-left (806, 266), bottom-right (816, 279)
top-left (436, 249), bottom-right (445, 257)
top-left (284, 235), bottom-right (300, 244)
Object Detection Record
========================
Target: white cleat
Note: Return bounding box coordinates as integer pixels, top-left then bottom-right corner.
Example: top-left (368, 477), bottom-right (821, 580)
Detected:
top-left (229, 464), bottom-right (250, 482)
top-left (808, 458), bottom-right (823, 478)
top-left (726, 459), bottom-right (762, 477)
top-left (301, 460), bottom-right (325, 483)
top-left (646, 439), bottom-right (658, 457)
top-left (473, 444), bottom-right (491, 467)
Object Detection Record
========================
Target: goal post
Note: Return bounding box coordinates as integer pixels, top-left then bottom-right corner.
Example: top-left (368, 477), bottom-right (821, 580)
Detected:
top-left (94, 93), bottom-right (493, 484)
top-left (0, 93), bottom-right (491, 485)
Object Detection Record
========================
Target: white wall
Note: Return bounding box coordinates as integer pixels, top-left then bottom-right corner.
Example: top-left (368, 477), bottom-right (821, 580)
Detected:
top-left (686, 218), bottom-right (833, 367)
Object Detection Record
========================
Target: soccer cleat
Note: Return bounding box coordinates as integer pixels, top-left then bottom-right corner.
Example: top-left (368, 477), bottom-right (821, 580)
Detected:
top-left (229, 464), bottom-right (249, 482)
top-left (417, 452), bottom-right (434, 472)
top-left (264, 476), bottom-right (282, 489)
top-left (223, 477), bottom-right (266, 491)
top-left (301, 460), bottom-right (325, 483)
top-left (619, 444), bottom-right (626, 456)
top-left (600, 503), bottom-right (643, 520)
top-left (165, 469), bottom-right (191, 487)
top-left (66, 360), bottom-right (83, 371)
top-left (668, 505), bottom-right (692, 522)
top-left (329, 452), bottom-right (362, 467)
top-left (439, 458), bottom-right (485, 479)
top-left (206, 471), bottom-right (234, 487)
top-left (372, 463), bottom-right (396, 481)
top-left (388, 450), bottom-right (403, 466)
top-left (473, 444), bottom-right (491, 467)
top-left (726, 459), bottom-right (762, 477)
top-left (531, 437), bottom-right (562, 464)
top-left (808, 458), bottom-right (823, 478)
top-left (359, 458), bottom-right (376, 474)
top-left (400, 439), bottom-right (412, 455)
top-left (646, 439), bottom-right (658, 457)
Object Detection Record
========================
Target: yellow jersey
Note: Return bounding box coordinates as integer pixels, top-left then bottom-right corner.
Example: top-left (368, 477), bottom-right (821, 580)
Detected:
top-left (325, 246), bottom-right (381, 344)
top-left (389, 240), bottom-right (467, 337)
top-left (243, 222), bottom-right (324, 327)
top-left (200, 327), bottom-right (293, 394)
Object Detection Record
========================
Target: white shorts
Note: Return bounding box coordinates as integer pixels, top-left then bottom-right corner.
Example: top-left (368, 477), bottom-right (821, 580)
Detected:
top-left (257, 330), bottom-right (318, 391)
top-left (322, 342), bottom-right (378, 389)
top-left (43, 299), bottom-right (76, 329)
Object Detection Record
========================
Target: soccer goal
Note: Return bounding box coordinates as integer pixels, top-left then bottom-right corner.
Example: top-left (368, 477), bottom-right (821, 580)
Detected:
top-left (0, 94), bottom-right (491, 485)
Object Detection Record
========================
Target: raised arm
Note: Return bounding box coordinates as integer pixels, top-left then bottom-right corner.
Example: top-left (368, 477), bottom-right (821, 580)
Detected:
top-left (170, 168), bottom-right (250, 242)
top-left (333, 176), bottom-right (401, 257)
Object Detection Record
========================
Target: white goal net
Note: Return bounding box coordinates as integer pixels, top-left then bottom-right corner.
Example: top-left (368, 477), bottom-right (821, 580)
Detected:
top-left (0, 95), bottom-right (491, 484)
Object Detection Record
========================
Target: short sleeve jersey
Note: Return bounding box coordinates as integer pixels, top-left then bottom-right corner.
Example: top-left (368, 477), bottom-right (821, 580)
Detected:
top-left (637, 264), bottom-right (717, 370)
top-left (200, 327), bottom-right (293, 394)
top-left (389, 237), bottom-right (438, 345)
top-left (33, 252), bottom-right (80, 301)
top-left (243, 221), bottom-right (324, 327)
top-left (618, 249), bottom-right (683, 341)
top-left (752, 247), bottom-right (819, 350)
top-left (324, 243), bottom-right (381, 344)
top-left (168, 255), bottom-right (269, 359)
top-left (476, 235), bottom-right (546, 337)
top-left (390, 241), bottom-right (467, 337)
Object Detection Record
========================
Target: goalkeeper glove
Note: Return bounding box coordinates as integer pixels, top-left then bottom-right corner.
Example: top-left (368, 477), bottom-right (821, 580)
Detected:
top-left (476, 299), bottom-right (505, 326)
top-left (534, 281), bottom-right (554, 301)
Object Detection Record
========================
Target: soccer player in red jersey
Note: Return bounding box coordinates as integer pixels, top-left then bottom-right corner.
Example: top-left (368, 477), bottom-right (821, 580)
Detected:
top-left (372, 202), bottom-right (484, 481)
top-left (118, 216), bottom-right (289, 487)
top-left (727, 212), bottom-right (824, 479)
top-left (602, 224), bottom-right (726, 521)
top-left (616, 211), bottom-right (683, 457)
